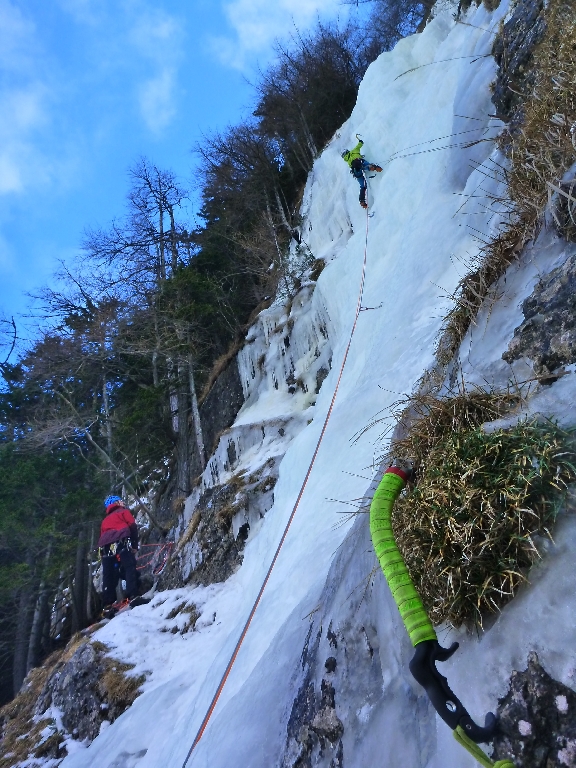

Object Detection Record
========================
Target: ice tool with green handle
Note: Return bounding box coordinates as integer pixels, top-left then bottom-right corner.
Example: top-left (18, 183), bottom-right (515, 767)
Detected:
top-left (370, 467), bottom-right (515, 768)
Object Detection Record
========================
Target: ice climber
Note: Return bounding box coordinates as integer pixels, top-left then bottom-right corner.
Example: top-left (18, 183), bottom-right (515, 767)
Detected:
top-left (98, 495), bottom-right (140, 608)
top-left (341, 138), bottom-right (382, 208)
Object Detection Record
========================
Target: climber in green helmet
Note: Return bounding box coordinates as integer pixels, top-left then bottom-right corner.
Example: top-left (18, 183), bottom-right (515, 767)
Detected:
top-left (341, 136), bottom-right (382, 209)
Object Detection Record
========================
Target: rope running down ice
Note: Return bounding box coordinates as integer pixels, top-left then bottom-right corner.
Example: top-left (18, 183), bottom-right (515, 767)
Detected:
top-left (181, 189), bottom-right (372, 767)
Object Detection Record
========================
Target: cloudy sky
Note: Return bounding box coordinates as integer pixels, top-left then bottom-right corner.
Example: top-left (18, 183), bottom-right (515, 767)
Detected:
top-left (0, 0), bottom-right (363, 333)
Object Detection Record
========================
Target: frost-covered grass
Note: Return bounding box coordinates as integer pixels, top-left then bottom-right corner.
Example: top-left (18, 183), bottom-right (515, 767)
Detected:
top-left (392, 389), bottom-right (576, 628)
top-left (438, 0), bottom-right (576, 365)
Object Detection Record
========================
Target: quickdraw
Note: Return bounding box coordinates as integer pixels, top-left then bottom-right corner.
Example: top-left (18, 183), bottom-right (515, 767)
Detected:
top-left (369, 467), bottom-right (515, 768)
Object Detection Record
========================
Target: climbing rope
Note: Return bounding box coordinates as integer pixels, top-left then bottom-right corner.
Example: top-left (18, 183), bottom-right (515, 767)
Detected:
top-left (181, 196), bottom-right (372, 767)
top-left (136, 543), bottom-right (174, 576)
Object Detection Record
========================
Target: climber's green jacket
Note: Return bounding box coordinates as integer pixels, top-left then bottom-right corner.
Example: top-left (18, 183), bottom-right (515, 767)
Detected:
top-left (341, 140), bottom-right (364, 167)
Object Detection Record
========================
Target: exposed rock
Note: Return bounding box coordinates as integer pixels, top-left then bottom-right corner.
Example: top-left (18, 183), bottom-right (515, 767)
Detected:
top-left (160, 457), bottom-right (279, 589)
top-left (35, 640), bottom-right (144, 743)
top-left (325, 657), bottom-right (337, 674)
top-left (491, 0), bottom-right (546, 129)
top-left (154, 359), bottom-right (245, 524)
top-left (0, 638), bottom-right (143, 765)
top-left (200, 359), bottom-right (245, 461)
top-left (310, 681), bottom-right (344, 746)
top-left (502, 251), bottom-right (576, 376)
top-left (492, 652), bottom-right (576, 767)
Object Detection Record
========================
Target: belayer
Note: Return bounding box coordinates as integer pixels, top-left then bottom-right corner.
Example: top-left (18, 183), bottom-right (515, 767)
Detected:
top-left (98, 495), bottom-right (140, 609)
top-left (341, 137), bottom-right (382, 209)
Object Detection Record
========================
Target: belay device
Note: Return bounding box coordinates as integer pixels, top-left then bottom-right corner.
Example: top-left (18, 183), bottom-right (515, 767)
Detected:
top-left (370, 466), bottom-right (515, 768)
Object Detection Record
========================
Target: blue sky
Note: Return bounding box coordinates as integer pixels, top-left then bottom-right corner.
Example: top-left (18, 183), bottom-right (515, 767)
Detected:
top-left (0, 0), bottom-right (363, 337)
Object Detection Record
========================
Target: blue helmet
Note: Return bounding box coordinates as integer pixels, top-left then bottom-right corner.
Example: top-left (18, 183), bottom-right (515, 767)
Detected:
top-left (341, 149), bottom-right (349, 158)
top-left (104, 495), bottom-right (122, 508)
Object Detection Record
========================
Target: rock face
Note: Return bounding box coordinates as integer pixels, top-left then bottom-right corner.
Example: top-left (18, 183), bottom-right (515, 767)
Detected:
top-left (502, 251), bottom-right (576, 376)
top-left (0, 638), bottom-right (144, 765)
top-left (160, 456), bottom-right (279, 589)
top-left (200, 359), bottom-right (245, 462)
top-left (154, 359), bottom-right (246, 524)
top-left (282, 624), bottom-right (345, 768)
top-left (491, 0), bottom-right (546, 126)
top-left (492, 652), bottom-right (576, 767)
top-left (278, 515), bottom-right (433, 768)
top-left (35, 640), bottom-right (144, 744)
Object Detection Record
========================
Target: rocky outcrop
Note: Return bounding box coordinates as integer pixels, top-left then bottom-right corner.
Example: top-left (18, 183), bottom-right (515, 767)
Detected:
top-left (492, 652), bottom-right (576, 767)
top-left (35, 639), bottom-right (144, 744)
top-left (491, 0), bottom-right (546, 128)
top-left (282, 625), bottom-right (345, 768)
top-left (503, 250), bottom-right (576, 376)
top-left (0, 637), bottom-right (143, 765)
top-left (159, 456), bottom-right (279, 589)
top-left (200, 358), bottom-right (245, 461)
top-left (154, 359), bottom-right (246, 524)
top-left (279, 513), bottom-right (433, 768)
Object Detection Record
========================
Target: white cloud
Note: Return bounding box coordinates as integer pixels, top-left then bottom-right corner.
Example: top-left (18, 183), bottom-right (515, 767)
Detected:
top-left (0, 0), bottom-right (35, 71)
top-left (56, 0), bottom-right (103, 25)
top-left (213, 0), bottom-right (346, 71)
top-left (128, 8), bottom-right (184, 134)
top-left (0, 1), bottom-right (55, 196)
top-left (138, 68), bottom-right (177, 134)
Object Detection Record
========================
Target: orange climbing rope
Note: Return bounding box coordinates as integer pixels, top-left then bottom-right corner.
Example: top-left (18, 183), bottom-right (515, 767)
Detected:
top-left (136, 542), bottom-right (174, 575)
top-left (182, 194), bottom-right (372, 767)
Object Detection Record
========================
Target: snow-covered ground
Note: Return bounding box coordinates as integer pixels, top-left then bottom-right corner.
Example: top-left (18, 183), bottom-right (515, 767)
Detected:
top-left (48, 3), bottom-right (576, 767)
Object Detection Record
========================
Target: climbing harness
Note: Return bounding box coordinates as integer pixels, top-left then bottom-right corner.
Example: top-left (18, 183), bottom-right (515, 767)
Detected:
top-left (370, 467), bottom-right (515, 768)
top-left (136, 542), bottom-right (174, 576)
top-left (181, 198), bottom-right (373, 768)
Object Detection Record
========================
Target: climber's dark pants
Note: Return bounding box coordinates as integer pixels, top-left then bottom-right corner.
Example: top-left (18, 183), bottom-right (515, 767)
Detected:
top-left (351, 159), bottom-right (370, 203)
top-left (353, 172), bottom-right (368, 203)
top-left (101, 549), bottom-right (139, 604)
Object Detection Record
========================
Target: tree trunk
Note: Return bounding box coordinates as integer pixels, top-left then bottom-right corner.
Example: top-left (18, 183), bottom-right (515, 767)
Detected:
top-left (417, 0), bottom-right (436, 32)
top-left (158, 203), bottom-right (166, 280)
top-left (266, 202), bottom-right (290, 295)
top-left (26, 543), bottom-right (52, 673)
top-left (168, 205), bottom-right (179, 274)
top-left (13, 569), bottom-right (36, 695)
top-left (297, 107), bottom-right (318, 161)
top-left (175, 358), bottom-right (190, 497)
top-left (102, 376), bottom-right (115, 486)
top-left (71, 529), bottom-right (88, 633)
top-left (26, 584), bottom-right (50, 673)
top-left (188, 355), bottom-right (206, 472)
top-left (86, 525), bottom-right (97, 623)
top-left (273, 186), bottom-right (293, 234)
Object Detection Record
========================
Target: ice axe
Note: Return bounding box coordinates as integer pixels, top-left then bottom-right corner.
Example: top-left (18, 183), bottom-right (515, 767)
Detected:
top-left (369, 467), bottom-right (515, 768)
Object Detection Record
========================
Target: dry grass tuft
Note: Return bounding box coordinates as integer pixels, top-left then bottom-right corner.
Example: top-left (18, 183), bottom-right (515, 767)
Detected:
top-left (172, 495), bottom-right (186, 514)
top-left (437, 0), bottom-right (576, 365)
top-left (390, 389), bottom-right (576, 628)
top-left (99, 660), bottom-right (144, 709)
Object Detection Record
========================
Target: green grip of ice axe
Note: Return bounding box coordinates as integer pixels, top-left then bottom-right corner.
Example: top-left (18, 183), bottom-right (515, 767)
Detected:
top-left (369, 468), bottom-right (437, 646)
top-left (370, 468), bottom-right (516, 768)
top-left (454, 727), bottom-right (515, 768)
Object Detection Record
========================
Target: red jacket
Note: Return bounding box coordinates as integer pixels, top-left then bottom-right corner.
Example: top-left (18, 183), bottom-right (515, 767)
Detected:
top-left (98, 502), bottom-right (139, 548)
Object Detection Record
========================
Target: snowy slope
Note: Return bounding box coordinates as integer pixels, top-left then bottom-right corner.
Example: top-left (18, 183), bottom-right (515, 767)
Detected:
top-left (51, 3), bottom-right (576, 767)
